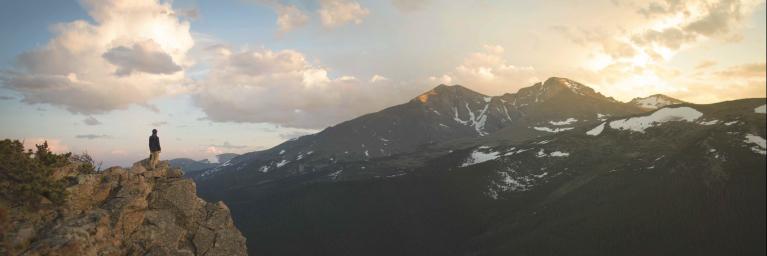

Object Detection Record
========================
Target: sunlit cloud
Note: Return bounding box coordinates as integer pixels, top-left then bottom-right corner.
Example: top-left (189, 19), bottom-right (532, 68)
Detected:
top-left (1, 0), bottom-right (194, 114)
top-left (275, 4), bottom-right (309, 32)
top-left (433, 44), bottom-right (539, 95)
top-left (552, 0), bottom-right (765, 103)
top-left (192, 44), bottom-right (426, 129)
top-left (318, 0), bottom-right (370, 28)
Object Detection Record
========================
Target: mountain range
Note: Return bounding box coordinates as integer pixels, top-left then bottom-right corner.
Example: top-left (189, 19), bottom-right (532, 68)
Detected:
top-left (190, 77), bottom-right (766, 256)
top-left (169, 153), bottom-right (239, 177)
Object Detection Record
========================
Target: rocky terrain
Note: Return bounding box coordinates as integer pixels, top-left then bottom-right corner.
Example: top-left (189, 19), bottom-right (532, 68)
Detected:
top-left (3, 160), bottom-right (247, 256)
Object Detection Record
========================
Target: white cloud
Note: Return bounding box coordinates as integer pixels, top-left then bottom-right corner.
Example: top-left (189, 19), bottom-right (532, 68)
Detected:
top-left (276, 4), bottom-right (309, 32)
top-left (370, 74), bottom-right (389, 82)
top-left (434, 44), bottom-right (539, 95)
top-left (193, 45), bottom-right (426, 129)
top-left (318, 0), bottom-right (370, 28)
top-left (205, 146), bottom-right (224, 155)
top-left (1, 0), bottom-right (194, 114)
top-left (551, 0), bottom-right (765, 103)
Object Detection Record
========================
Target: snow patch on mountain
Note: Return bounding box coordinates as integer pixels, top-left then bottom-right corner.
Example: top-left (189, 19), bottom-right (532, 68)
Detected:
top-left (755, 104), bottom-right (766, 114)
top-left (608, 107), bottom-right (703, 133)
top-left (462, 146), bottom-right (500, 167)
top-left (533, 126), bottom-right (574, 133)
top-left (504, 148), bottom-right (529, 156)
top-left (328, 169), bottom-right (343, 180)
top-left (698, 119), bottom-right (720, 125)
top-left (586, 122), bottom-right (606, 136)
top-left (743, 133), bottom-right (766, 155)
top-left (487, 168), bottom-right (551, 199)
top-left (549, 118), bottom-right (578, 126)
top-left (536, 149), bottom-right (570, 158)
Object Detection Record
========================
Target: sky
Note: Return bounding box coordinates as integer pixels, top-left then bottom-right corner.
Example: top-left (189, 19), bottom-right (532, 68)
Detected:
top-left (0, 0), bottom-right (765, 167)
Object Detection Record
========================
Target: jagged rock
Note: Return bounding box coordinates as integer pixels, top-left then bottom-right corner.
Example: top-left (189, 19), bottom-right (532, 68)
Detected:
top-left (4, 160), bottom-right (247, 255)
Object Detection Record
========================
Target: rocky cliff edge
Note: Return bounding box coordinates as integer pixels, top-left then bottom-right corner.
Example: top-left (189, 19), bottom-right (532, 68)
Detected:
top-left (6, 160), bottom-right (247, 256)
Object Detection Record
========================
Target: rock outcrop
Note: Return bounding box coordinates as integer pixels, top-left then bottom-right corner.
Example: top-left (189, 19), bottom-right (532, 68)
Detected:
top-left (5, 160), bottom-right (247, 255)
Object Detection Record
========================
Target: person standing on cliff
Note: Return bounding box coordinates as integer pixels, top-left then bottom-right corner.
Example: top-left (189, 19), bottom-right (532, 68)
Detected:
top-left (149, 129), bottom-right (161, 169)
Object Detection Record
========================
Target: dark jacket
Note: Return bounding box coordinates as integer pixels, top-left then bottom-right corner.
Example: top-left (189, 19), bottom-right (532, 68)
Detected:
top-left (149, 135), bottom-right (161, 152)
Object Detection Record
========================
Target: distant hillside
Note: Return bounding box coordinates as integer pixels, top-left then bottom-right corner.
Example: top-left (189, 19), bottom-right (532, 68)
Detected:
top-left (169, 153), bottom-right (240, 176)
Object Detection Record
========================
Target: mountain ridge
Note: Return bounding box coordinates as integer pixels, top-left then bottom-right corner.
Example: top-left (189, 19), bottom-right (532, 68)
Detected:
top-left (197, 97), bottom-right (765, 255)
top-left (193, 77), bottom-right (647, 182)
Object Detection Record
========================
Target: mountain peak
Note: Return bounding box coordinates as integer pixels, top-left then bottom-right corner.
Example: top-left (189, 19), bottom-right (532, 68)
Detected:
top-left (629, 94), bottom-right (686, 110)
top-left (415, 84), bottom-right (484, 103)
top-left (542, 77), bottom-right (593, 92)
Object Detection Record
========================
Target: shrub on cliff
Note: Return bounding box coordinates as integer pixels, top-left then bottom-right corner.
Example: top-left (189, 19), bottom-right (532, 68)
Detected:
top-left (0, 139), bottom-right (88, 209)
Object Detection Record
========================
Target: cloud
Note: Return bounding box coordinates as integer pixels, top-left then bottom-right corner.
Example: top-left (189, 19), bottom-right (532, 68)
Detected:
top-left (102, 40), bottom-right (182, 76)
top-left (432, 44), bottom-right (539, 95)
top-left (276, 4), bottom-right (309, 32)
top-left (318, 0), bottom-right (370, 28)
top-left (673, 62), bottom-right (766, 103)
top-left (177, 8), bottom-right (199, 19)
top-left (391, 0), bottom-right (430, 12)
top-left (713, 62), bottom-right (766, 79)
top-left (1, 0), bottom-right (194, 114)
top-left (193, 45), bottom-right (427, 129)
top-left (23, 138), bottom-right (69, 153)
top-left (202, 142), bottom-right (250, 155)
top-left (628, 0), bottom-right (760, 61)
top-left (0, 95), bottom-right (14, 100)
top-left (205, 146), bottom-right (224, 155)
top-left (75, 134), bottom-right (111, 140)
top-left (207, 142), bottom-right (248, 149)
top-left (151, 121), bottom-right (168, 127)
top-left (695, 60), bottom-right (717, 70)
top-left (370, 74), bottom-right (388, 82)
top-left (556, 0), bottom-right (762, 70)
top-left (549, 0), bottom-right (764, 104)
top-left (83, 116), bottom-right (102, 125)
